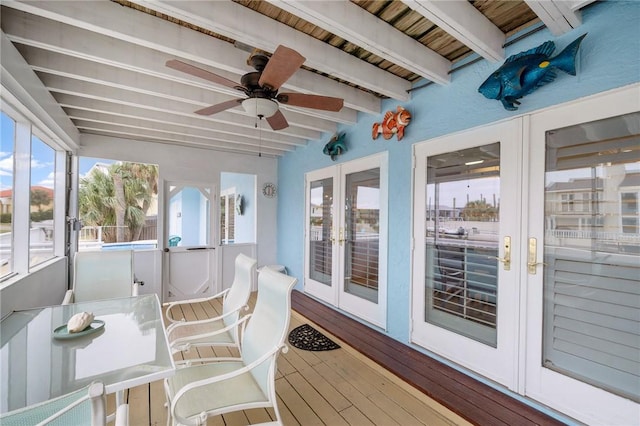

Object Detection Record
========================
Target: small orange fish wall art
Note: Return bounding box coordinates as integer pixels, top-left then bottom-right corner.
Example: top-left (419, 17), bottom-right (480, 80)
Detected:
top-left (372, 106), bottom-right (411, 141)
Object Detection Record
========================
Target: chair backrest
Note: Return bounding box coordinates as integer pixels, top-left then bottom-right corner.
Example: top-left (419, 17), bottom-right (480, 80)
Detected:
top-left (0, 382), bottom-right (106, 426)
top-left (222, 253), bottom-right (257, 329)
top-left (241, 268), bottom-right (297, 396)
top-left (73, 250), bottom-right (134, 302)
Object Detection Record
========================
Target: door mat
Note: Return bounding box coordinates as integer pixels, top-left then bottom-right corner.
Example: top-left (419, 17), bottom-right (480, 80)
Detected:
top-left (288, 324), bottom-right (341, 351)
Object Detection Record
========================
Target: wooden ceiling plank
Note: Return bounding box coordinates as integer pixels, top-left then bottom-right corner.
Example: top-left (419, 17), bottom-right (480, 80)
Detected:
top-left (271, 0), bottom-right (451, 85)
top-left (130, 0), bottom-right (411, 100)
top-left (1, 2), bottom-right (379, 114)
top-left (401, 0), bottom-right (505, 62)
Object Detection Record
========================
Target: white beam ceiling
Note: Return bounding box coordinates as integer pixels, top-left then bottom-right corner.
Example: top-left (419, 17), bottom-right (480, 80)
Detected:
top-left (525, 0), bottom-right (582, 36)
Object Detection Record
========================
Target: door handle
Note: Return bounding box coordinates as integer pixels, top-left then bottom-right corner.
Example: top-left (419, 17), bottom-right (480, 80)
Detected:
top-left (338, 228), bottom-right (346, 246)
top-left (527, 238), bottom-right (546, 274)
top-left (491, 236), bottom-right (511, 271)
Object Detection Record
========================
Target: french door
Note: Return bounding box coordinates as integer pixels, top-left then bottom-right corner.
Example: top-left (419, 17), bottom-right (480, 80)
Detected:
top-left (524, 87), bottom-right (639, 424)
top-left (412, 120), bottom-right (522, 389)
top-left (412, 85), bottom-right (639, 424)
top-left (305, 153), bottom-right (388, 328)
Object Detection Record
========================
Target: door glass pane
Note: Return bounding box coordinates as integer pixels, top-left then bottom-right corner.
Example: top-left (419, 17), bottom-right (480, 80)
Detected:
top-left (29, 136), bottom-right (55, 266)
top-left (543, 112), bottom-right (640, 402)
top-left (425, 143), bottom-right (500, 346)
top-left (309, 178), bottom-right (333, 285)
top-left (344, 169), bottom-right (380, 303)
top-left (168, 185), bottom-right (210, 247)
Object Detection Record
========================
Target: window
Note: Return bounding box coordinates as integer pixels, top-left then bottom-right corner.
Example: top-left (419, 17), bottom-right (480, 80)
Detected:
top-left (1, 104), bottom-right (66, 281)
top-left (29, 135), bottom-right (56, 267)
top-left (0, 112), bottom-right (15, 278)
top-left (621, 192), bottom-right (638, 234)
top-left (78, 157), bottom-right (159, 251)
top-left (220, 189), bottom-right (236, 244)
top-left (219, 172), bottom-right (255, 245)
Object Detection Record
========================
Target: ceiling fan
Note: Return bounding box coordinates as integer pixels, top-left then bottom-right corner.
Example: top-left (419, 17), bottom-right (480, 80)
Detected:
top-left (166, 45), bottom-right (344, 130)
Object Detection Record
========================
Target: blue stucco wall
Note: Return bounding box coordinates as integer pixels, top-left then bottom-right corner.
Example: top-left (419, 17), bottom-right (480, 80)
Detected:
top-left (277, 1), bottom-right (640, 343)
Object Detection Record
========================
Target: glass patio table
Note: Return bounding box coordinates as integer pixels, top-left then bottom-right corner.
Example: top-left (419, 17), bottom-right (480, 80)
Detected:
top-left (0, 294), bottom-right (175, 413)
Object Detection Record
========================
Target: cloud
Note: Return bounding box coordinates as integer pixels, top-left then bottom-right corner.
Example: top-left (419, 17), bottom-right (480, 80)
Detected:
top-left (0, 154), bottom-right (14, 175)
top-left (37, 171), bottom-right (55, 188)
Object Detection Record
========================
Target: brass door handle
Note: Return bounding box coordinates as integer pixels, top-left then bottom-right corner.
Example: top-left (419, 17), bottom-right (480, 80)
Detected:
top-left (338, 228), bottom-right (346, 245)
top-left (528, 238), bottom-right (546, 274)
top-left (491, 236), bottom-right (511, 271)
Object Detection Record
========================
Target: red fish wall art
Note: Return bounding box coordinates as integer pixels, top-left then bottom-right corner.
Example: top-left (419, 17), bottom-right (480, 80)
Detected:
top-left (372, 106), bottom-right (411, 141)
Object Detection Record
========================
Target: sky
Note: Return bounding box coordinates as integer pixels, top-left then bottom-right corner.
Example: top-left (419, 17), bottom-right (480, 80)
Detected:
top-left (1, 110), bottom-right (116, 191)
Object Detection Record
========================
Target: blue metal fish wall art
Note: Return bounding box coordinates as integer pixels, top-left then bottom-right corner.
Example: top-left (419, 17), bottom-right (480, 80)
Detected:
top-left (323, 133), bottom-right (347, 161)
top-left (478, 33), bottom-right (587, 111)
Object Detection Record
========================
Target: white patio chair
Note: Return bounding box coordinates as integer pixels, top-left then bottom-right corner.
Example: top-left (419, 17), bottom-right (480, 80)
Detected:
top-left (0, 382), bottom-right (128, 426)
top-left (164, 253), bottom-right (257, 356)
top-left (63, 250), bottom-right (138, 304)
top-left (163, 268), bottom-right (298, 426)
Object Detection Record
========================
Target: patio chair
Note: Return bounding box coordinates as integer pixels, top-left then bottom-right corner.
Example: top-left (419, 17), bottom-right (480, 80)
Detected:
top-left (163, 268), bottom-right (298, 426)
top-left (0, 382), bottom-right (128, 426)
top-left (63, 250), bottom-right (138, 305)
top-left (164, 253), bottom-right (257, 356)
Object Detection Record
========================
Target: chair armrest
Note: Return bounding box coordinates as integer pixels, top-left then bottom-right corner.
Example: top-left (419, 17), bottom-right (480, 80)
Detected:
top-left (115, 404), bottom-right (129, 426)
top-left (164, 289), bottom-right (230, 323)
top-left (169, 313), bottom-right (251, 350)
top-left (62, 290), bottom-right (74, 305)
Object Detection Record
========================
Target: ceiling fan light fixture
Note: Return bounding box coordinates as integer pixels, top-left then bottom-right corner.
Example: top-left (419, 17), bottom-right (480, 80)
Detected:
top-left (242, 98), bottom-right (278, 118)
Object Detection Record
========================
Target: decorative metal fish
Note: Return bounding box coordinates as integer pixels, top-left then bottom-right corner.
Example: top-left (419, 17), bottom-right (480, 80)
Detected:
top-left (478, 33), bottom-right (587, 111)
top-left (323, 132), bottom-right (347, 161)
top-left (372, 106), bottom-right (411, 141)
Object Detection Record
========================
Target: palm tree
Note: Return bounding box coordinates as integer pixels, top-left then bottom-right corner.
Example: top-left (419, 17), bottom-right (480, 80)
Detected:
top-left (79, 162), bottom-right (158, 243)
top-left (460, 199), bottom-right (498, 222)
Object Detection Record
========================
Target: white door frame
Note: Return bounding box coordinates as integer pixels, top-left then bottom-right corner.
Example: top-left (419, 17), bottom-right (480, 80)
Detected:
top-left (523, 84), bottom-right (640, 425)
top-left (411, 119), bottom-right (522, 390)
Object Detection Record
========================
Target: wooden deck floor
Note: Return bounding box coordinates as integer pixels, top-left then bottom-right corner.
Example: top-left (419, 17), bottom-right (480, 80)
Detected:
top-left (111, 291), bottom-right (471, 426)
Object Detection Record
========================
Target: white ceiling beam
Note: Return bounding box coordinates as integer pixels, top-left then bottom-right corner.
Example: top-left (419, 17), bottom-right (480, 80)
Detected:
top-left (78, 125), bottom-right (285, 157)
top-left (2, 1), bottom-right (381, 114)
top-left (80, 133), bottom-right (283, 158)
top-left (270, 0), bottom-right (451, 85)
top-left (525, 1), bottom-right (582, 36)
top-left (53, 93), bottom-right (322, 142)
top-left (64, 108), bottom-right (301, 150)
top-left (18, 45), bottom-right (357, 126)
top-left (131, 0), bottom-right (411, 100)
top-left (401, 0), bottom-right (505, 62)
top-left (70, 117), bottom-right (292, 155)
top-left (39, 73), bottom-right (336, 134)
top-left (0, 30), bottom-right (79, 150)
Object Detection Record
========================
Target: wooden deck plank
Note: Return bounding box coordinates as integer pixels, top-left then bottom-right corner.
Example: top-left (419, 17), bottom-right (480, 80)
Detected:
top-left (292, 290), bottom-right (567, 426)
top-left (285, 371), bottom-right (349, 426)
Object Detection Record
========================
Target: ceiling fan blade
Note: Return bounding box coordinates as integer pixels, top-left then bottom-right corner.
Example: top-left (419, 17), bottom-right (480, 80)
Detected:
top-left (277, 93), bottom-right (344, 112)
top-left (194, 98), bottom-right (243, 115)
top-left (266, 109), bottom-right (289, 130)
top-left (166, 59), bottom-right (239, 90)
top-left (258, 45), bottom-right (305, 91)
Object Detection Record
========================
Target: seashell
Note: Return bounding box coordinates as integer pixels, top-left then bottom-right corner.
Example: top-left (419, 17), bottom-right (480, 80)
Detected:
top-left (67, 311), bottom-right (95, 333)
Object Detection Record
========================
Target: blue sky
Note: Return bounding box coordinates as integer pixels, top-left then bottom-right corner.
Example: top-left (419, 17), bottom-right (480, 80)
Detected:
top-left (1, 111), bottom-right (116, 190)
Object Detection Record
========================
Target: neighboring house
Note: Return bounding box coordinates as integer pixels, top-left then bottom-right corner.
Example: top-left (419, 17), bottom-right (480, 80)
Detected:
top-left (0, 186), bottom-right (54, 214)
